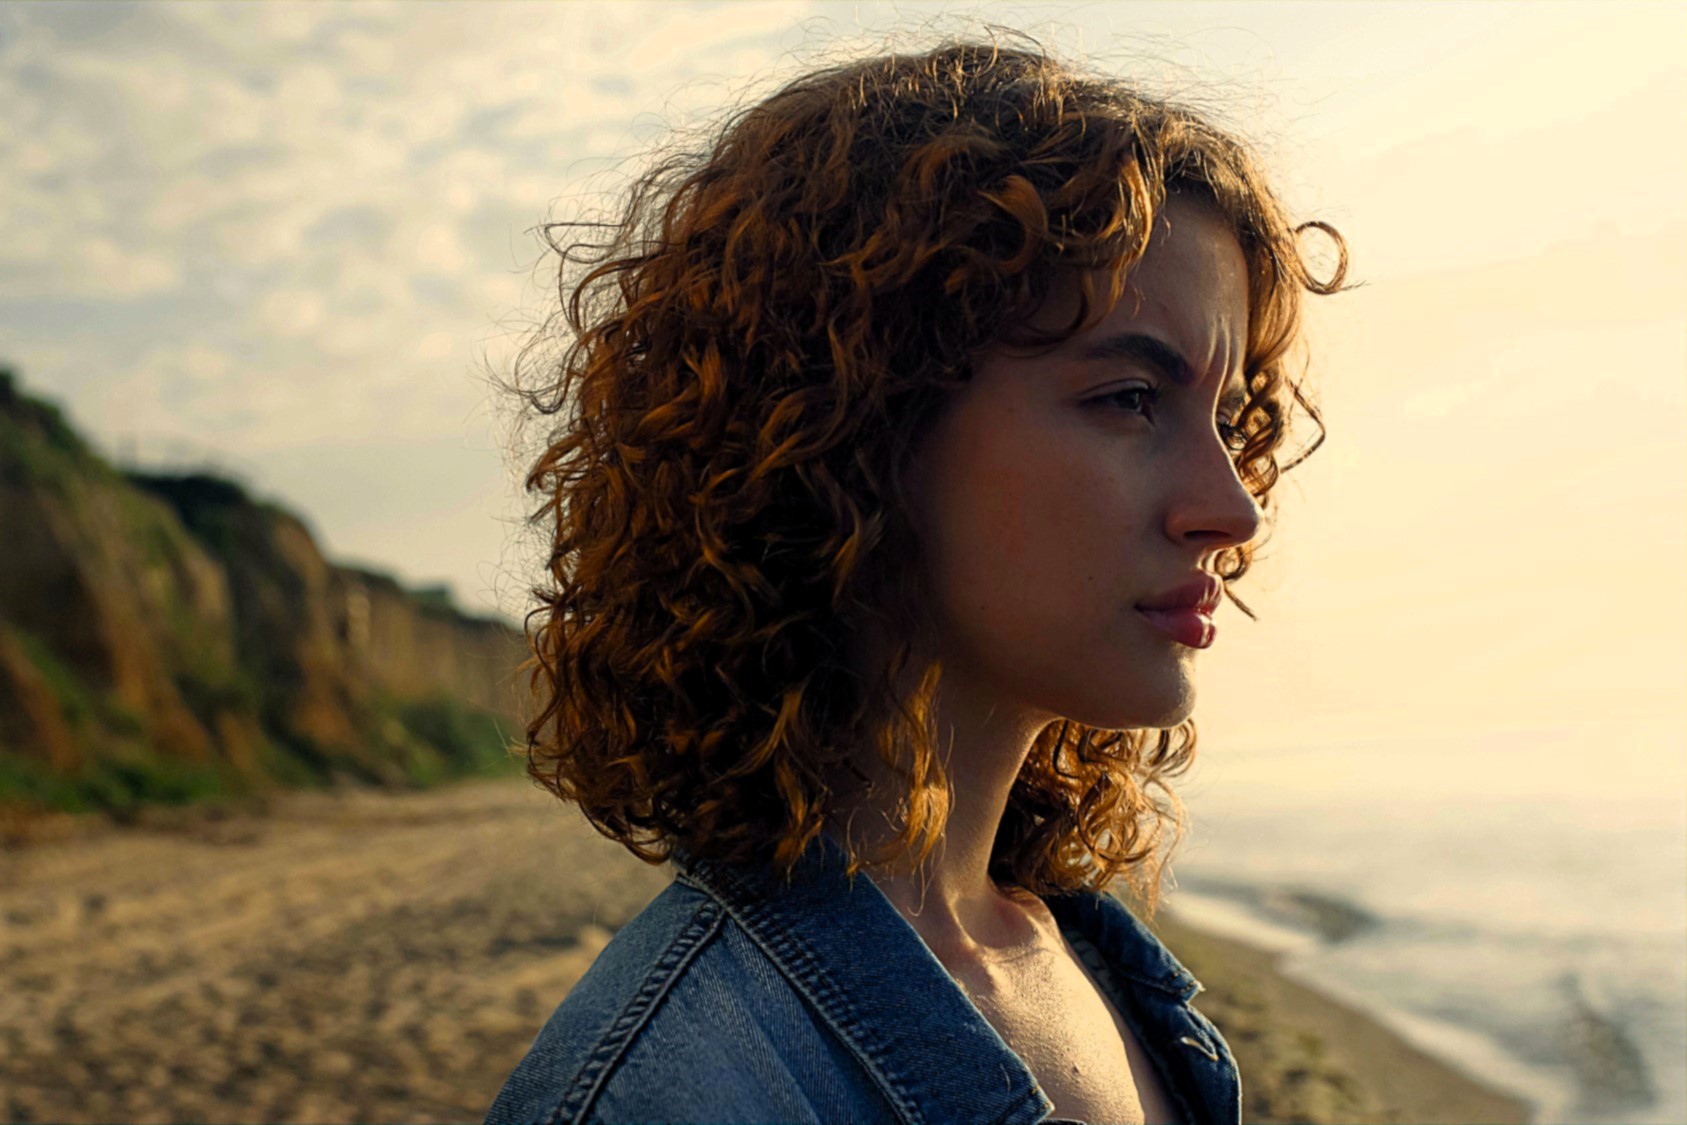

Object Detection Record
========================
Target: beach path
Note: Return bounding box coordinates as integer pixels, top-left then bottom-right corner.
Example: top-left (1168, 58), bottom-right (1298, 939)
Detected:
top-left (0, 775), bottom-right (1530, 1124)
top-left (1, 776), bottom-right (671, 1123)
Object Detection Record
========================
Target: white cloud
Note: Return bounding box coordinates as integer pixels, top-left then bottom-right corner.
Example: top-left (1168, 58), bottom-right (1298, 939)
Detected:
top-left (81, 239), bottom-right (184, 298)
top-left (8, 0), bottom-right (1663, 619)
top-left (417, 331), bottom-right (459, 362)
top-left (256, 289), bottom-right (327, 338)
top-left (0, 232), bottom-right (184, 300)
top-left (149, 342), bottom-right (237, 387)
top-left (407, 223), bottom-right (471, 277)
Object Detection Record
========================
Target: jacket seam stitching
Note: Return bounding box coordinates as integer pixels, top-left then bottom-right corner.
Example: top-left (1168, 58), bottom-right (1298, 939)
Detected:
top-left (547, 896), bottom-right (726, 1125)
top-left (1111, 963), bottom-right (1199, 997)
top-left (674, 867), bottom-right (923, 1125)
top-left (1183, 1003), bottom-right (1243, 1120)
top-left (1066, 929), bottom-right (1202, 1125)
top-left (1087, 893), bottom-right (1203, 998)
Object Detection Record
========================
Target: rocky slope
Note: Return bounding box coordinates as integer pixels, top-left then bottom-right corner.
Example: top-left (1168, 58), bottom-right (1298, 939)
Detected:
top-left (0, 367), bottom-right (527, 821)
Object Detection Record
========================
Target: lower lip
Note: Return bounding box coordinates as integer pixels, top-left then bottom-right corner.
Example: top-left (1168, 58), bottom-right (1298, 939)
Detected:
top-left (1136, 607), bottom-right (1216, 649)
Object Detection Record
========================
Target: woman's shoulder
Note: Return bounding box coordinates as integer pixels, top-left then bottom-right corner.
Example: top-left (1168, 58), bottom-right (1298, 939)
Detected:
top-left (482, 878), bottom-right (715, 1122)
top-left (482, 875), bottom-right (892, 1124)
top-left (481, 839), bottom-right (1241, 1125)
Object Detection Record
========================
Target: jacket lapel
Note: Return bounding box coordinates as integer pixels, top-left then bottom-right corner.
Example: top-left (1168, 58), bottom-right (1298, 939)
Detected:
top-left (674, 833), bottom-right (1056, 1125)
top-left (674, 834), bottom-right (1241, 1124)
top-left (1045, 890), bottom-right (1243, 1124)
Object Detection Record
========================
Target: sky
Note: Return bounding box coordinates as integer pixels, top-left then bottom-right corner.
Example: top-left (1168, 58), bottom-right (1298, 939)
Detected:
top-left (2, 1), bottom-right (1683, 793)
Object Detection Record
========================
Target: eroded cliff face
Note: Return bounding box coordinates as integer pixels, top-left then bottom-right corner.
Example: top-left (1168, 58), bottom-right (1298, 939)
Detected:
top-left (336, 567), bottom-right (525, 720)
top-left (0, 368), bottom-right (527, 815)
top-left (0, 374), bottom-right (237, 777)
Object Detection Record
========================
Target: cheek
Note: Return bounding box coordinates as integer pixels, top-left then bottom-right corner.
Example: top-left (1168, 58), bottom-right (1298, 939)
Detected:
top-left (922, 425), bottom-right (1139, 635)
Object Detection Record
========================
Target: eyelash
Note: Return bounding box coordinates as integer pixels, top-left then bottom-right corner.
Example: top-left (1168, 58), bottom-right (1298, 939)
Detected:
top-left (1094, 385), bottom-right (1249, 452)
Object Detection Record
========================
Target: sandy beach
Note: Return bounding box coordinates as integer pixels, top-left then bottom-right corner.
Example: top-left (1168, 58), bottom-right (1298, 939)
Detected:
top-left (0, 776), bottom-right (1534, 1123)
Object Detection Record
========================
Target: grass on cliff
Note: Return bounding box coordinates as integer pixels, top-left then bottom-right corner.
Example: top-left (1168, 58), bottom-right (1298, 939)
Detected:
top-left (0, 747), bottom-right (236, 820)
top-left (0, 367), bottom-right (119, 495)
top-left (385, 694), bottom-right (522, 787)
top-left (0, 693), bottom-right (523, 827)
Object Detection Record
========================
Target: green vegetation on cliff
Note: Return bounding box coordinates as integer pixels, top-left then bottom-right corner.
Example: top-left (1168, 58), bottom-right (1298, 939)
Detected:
top-left (0, 366), bottom-right (527, 825)
top-left (0, 368), bottom-right (101, 482)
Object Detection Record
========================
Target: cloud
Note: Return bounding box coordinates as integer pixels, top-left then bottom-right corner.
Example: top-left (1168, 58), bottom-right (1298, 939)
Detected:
top-left (256, 289), bottom-right (327, 339)
top-left (0, 0), bottom-right (837, 475)
top-left (1, 0), bottom-right (1680, 678)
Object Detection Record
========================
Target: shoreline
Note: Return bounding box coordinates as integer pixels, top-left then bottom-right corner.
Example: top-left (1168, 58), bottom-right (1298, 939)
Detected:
top-left (1146, 902), bottom-right (1537, 1124)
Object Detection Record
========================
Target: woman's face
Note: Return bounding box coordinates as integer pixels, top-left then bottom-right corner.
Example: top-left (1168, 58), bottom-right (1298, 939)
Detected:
top-left (909, 196), bottom-right (1262, 731)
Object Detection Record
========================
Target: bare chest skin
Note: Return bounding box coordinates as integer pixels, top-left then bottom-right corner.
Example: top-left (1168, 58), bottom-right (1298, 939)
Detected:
top-left (942, 932), bottom-right (1183, 1125)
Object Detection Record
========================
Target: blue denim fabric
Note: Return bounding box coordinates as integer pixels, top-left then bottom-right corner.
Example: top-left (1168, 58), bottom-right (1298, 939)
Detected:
top-left (485, 830), bottom-right (1241, 1124)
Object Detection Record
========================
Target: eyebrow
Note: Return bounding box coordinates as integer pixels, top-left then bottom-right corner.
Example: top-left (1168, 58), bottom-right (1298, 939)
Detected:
top-left (1074, 332), bottom-right (1249, 413)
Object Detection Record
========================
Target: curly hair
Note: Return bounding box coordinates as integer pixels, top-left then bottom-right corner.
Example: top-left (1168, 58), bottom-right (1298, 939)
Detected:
top-left (513, 36), bottom-right (1349, 918)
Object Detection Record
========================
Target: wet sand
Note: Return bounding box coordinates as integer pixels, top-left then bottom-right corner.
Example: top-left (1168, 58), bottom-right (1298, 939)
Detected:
top-left (1, 777), bottom-right (1533, 1123)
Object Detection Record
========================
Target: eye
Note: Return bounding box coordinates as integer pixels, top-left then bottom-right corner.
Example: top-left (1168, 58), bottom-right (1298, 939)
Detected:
top-left (1092, 383), bottom-right (1162, 419)
top-left (1094, 385), bottom-right (1250, 454)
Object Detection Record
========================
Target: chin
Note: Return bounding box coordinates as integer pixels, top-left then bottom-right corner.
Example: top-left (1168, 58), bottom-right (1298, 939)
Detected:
top-left (1121, 706), bottom-right (1195, 733)
top-left (1060, 685), bottom-right (1195, 733)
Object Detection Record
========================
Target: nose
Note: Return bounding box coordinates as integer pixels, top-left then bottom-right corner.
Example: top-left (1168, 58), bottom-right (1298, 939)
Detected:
top-left (1163, 439), bottom-right (1265, 553)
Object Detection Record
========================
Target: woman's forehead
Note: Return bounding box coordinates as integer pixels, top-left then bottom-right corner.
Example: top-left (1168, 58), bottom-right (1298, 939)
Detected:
top-left (1012, 222), bottom-right (1249, 380)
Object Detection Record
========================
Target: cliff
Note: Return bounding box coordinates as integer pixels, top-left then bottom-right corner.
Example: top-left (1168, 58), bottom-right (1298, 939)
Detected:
top-left (0, 367), bottom-right (529, 821)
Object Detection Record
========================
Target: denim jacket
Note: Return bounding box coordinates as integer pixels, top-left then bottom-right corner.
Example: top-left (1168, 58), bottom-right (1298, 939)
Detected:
top-left (486, 830), bottom-right (1242, 1124)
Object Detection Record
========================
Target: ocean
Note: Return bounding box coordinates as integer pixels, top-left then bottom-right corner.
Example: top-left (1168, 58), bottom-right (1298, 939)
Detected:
top-left (1166, 719), bottom-right (1687, 1125)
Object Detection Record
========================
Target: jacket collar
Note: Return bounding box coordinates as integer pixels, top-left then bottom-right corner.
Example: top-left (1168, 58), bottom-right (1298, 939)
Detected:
top-left (671, 830), bottom-right (1207, 1125)
top-left (1042, 883), bottom-right (1205, 1004)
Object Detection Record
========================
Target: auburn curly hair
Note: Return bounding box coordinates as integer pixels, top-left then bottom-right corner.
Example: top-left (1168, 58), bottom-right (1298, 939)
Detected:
top-left (513, 36), bottom-right (1349, 918)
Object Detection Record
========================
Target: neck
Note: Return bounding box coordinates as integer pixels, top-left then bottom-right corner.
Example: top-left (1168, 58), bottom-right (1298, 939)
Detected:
top-left (819, 664), bottom-right (1059, 962)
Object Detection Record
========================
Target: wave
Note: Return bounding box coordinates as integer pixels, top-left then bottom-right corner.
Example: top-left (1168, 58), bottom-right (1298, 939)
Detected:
top-left (1177, 873), bottom-right (1382, 944)
top-left (1167, 872), bottom-right (1682, 1124)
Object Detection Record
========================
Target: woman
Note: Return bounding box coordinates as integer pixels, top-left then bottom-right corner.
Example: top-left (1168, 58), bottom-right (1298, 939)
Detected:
top-left (488, 36), bottom-right (1347, 1125)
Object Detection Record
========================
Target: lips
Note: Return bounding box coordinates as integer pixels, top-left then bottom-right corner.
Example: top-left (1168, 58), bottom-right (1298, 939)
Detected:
top-left (1135, 577), bottom-right (1222, 614)
top-left (1135, 576), bottom-right (1221, 649)
top-left (1136, 606), bottom-right (1216, 648)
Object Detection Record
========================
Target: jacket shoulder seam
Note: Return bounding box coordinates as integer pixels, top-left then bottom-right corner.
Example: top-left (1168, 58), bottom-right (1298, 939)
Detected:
top-left (673, 868), bottom-right (920, 1123)
top-left (546, 892), bottom-right (726, 1124)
